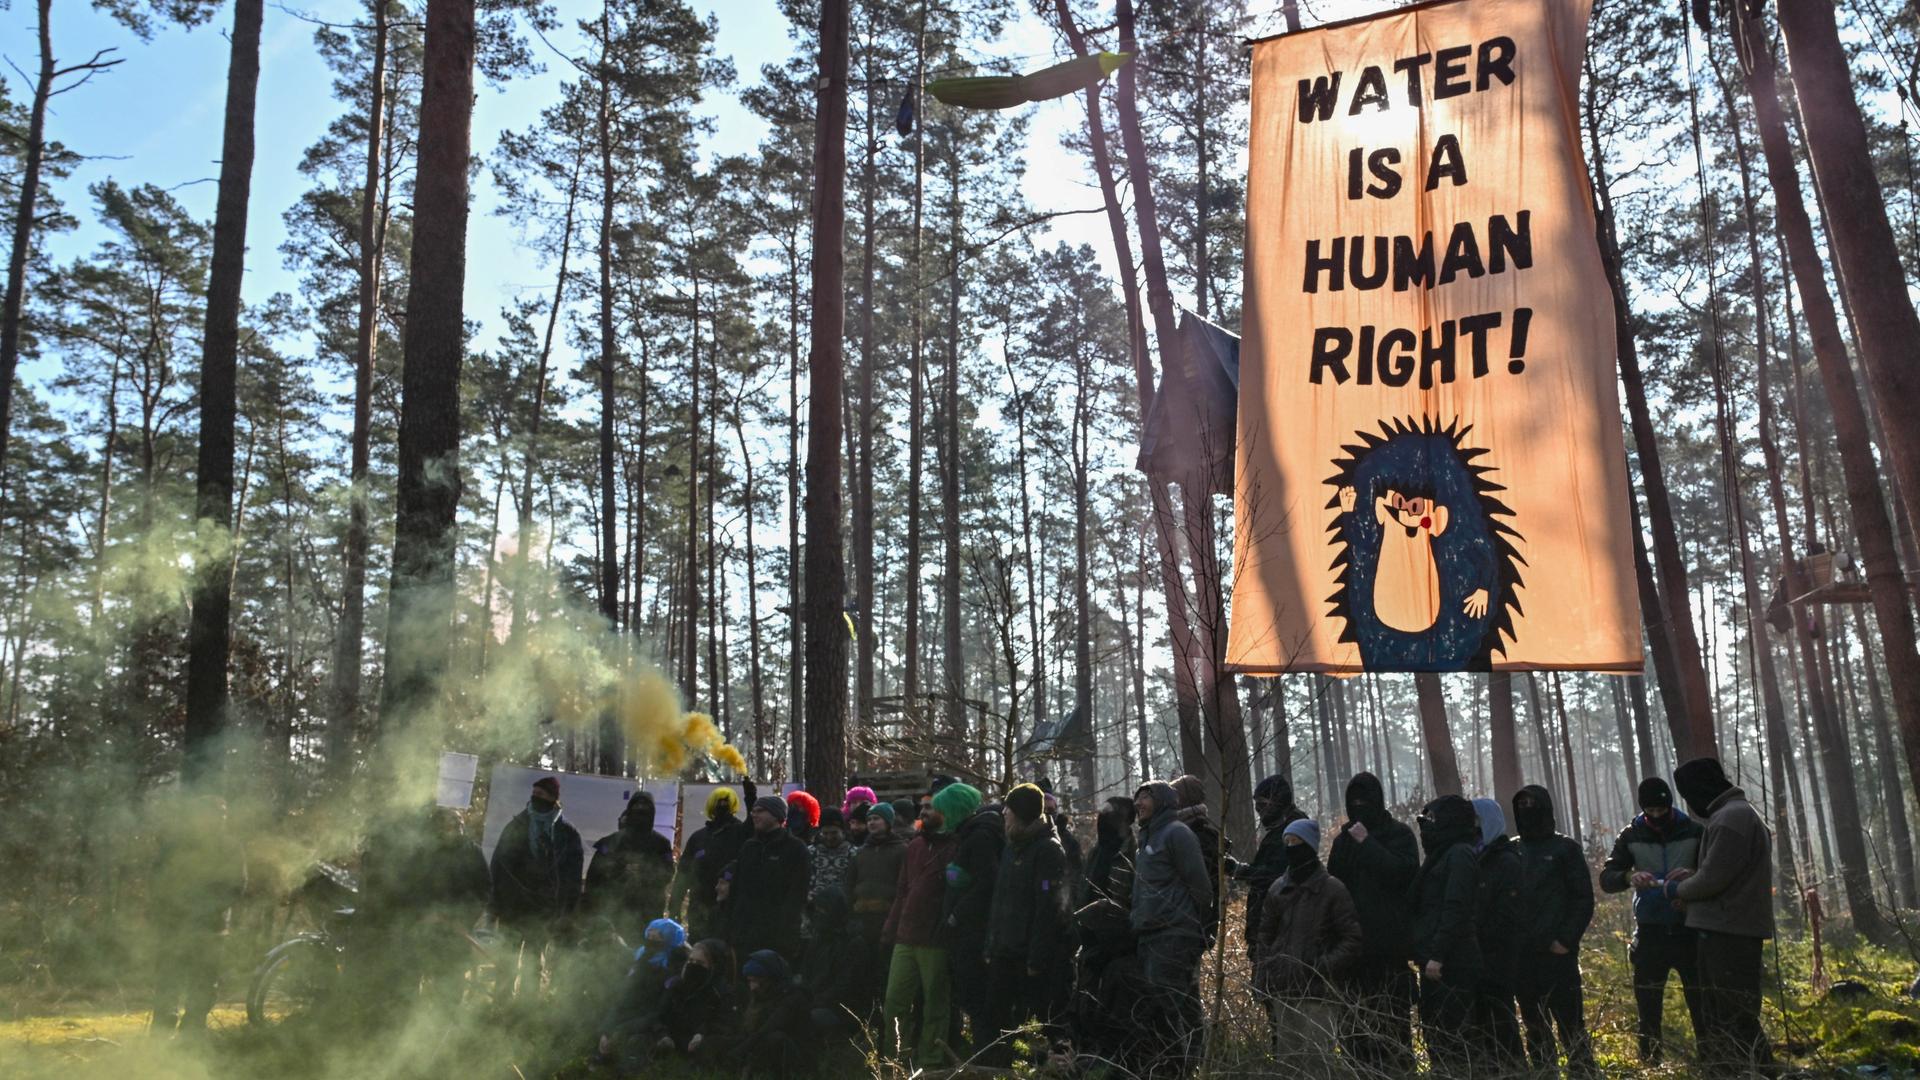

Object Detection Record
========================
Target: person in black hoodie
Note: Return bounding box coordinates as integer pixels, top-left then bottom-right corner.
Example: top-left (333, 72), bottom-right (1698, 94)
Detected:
top-left (984, 783), bottom-right (1072, 1065)
top-left (1241, 774), bottom-right (1309, 974)
top-left (800, 888), bottom-right (861, 1037)
top-left (1471, 797), bottom-right (1526, 1071)
top-left (1082, 796), bottom-right (1137, 905)
top-left (1412, 795), bottom-right (1484, 1076)
top-left (728, 796), bottom-right (811, 962)
top-left (670, 787), bottom-right (748, 940)
top-left (732, 949), bottom-right (816, 1078)
top-left (1327, 771), bottom-right (1419, 1072)
top-left (939, 782), bottom-right (1003, 1054)
top-left (1511, 784), bottom-right (1597, 1076)
top-left (584, 791), bottom-right (676, 942)
top-left (1043, 787), bottom-right (1084, 908)
top-left (1600, 777), bottom-right (1706, 1063)
top-left (1170, 774), bottom-right (1227, 938)
top-left (649, 939), bottom-right (738, 1064)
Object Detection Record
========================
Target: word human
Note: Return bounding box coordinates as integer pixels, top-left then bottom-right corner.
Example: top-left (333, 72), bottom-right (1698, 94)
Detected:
top-left (1302, 212), bottom-right (1532, 294)
top-left (1297, 37), bottom-right (1517, 122)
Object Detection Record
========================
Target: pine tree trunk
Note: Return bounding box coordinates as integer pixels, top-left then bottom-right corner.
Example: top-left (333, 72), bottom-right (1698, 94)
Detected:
top-left (329, 0), bottom-right (391, 783)
top-left (1549, 672), bottom-right (1582, 841)
top-left (183, 0), bottom-right (263, 779)
top-left (1740, 14), bottom-right (1901, 941)
top-left (941, 146), bottom-right (965, 740)
top-left (854, 17), bottom-right (877, 734)
top-left (0, 0), bottom-right (56, 473)
top-left (786, 206), bottom-right (804, 779)
top-left (381, 0), bottom-right (476, 733)
top-left (734, 397), bottom-right (770, 777)
top-left (1415, 673), bottom-right (1462, 797)
top-left (1848, 599), bottom-right (1917, 906)
top-left (803, 0), bottom-right (850, 801)
top-left (1073, 330), bottom-right (1096, 801)
top-left (1774, 0), bottom-right (1920, 526)
top-left (1585, 77), bottom-right (1716, 758)
top-left (903, 3), bottom-right (926, 715)
top-left (595, 9), bottom-right (622, 775)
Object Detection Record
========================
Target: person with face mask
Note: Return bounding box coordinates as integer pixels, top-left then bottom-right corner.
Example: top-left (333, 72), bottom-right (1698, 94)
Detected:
top-left (727, 796), bottom-right (810, 963)
top-left (1241, 774), bottom-right (1309, 972)
top-left (1130, 780), bottom-right (1213, 1072)
top-left (1082, 795), bottom-right (1138, 905)
top-left (670, 786), bottom-right (748, 941)
top-left (650, 939), bottom-right (737, 1062)
top-left (1600, 777), bottom-right (1706, 1063)
top-left (1510, 784), bottom-right (1597, 1076)
top-left (584, 791), bottom-right (676, 943)
top-left (488, 777), bottom-right (586, 957)
top-left (983, 783), bottom-right (1072, 1066)
top-left (1470, 796), bottom-right (1526, 1070)
top-left (593, 917), bottom-right (690, 1069)
top-left (1664, 758), bottom-right (1775, 1076)
top-left (1326, 771), bottom-right (1419, 1072)
top-left (1411, 794), bottom-right (1485, 1077)
top-left (1254, 818), bottom-right (1361, 1077)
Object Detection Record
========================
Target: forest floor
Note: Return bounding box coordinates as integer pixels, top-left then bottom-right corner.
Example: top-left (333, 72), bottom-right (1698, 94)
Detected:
top-left (4, 904), bottom-right (1919, 1079)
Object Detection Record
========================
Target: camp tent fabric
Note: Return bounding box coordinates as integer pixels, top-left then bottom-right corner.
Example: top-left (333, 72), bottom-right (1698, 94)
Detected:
top-left (1137, 310), bottom-right (1240, 493)
top-left (1227, 0), bottom-right (1640, 674)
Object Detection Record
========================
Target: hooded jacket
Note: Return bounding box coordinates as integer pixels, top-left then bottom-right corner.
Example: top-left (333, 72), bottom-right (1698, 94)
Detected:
top-left (1669, 786), bottom-right (1774, 939)
top-left (1255, 861), bottom-right (1363, 995)
top-left (1083, 798), bottom-right (1137, 905)
top-left (655, 954), bottom-right (737, 1050)
top-left (727, 824), bottom-right (810, 960)
top-left (1171, 775), bottom-right (1227, 931)
top-left (800, 888), bottom-right (859, 1010)
top-left (1327, 772), bottom-right (1420, 964)
top-left (1411, 796), bottom-right (1483, 986)
top-left (1510, 785), bottom-right (1595, 954)
top-left (986, 814), bottom-right (1071, 971)
top-left (733, 950), bottom-right (814, 1076)
top-left (584, 794), bottom-right (676, 931)
top-left (672, 807), bottom-right (748, 930)
top-left (490, 805), bottom-right (585, 925)
top-left (1472, 799), bottom-right (1524, 994)
top-left (942, 806), bottom-right (1005, 941)
top-left (1600, 809), bottom-right (1703, 928)
top-left (847, 823), bottom-right (907, 919)
top-left (1243, 775), bottom-right (1310, 957)
top-left (1130, 781), bottom-right (1213, 937)
top-left (882, 825), bottom-right (957, 946)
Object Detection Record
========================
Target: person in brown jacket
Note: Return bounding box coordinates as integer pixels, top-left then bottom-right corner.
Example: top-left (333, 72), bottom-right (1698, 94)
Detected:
top-left (847, 802), bottom-right (907, 1012)
top-left (1255, 819), bottom-right (1362, 1076)
top-left (1665, 758), bottom-right (1776, 1077)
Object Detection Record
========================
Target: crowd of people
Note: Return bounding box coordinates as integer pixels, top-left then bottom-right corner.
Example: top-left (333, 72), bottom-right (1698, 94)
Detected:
top-left (331, 756), bottom-right (1777, 1078)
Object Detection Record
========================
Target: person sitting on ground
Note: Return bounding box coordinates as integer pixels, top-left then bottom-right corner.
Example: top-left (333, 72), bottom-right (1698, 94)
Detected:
top-left (650, 938), bottom-right (737, 1064)
top-left (593, 917), bottom-right (689, 1071)
top-left (731, 949), bottom-right (817, 1078)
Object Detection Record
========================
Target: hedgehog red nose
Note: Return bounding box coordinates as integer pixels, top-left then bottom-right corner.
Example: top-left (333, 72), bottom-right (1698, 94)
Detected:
top-left (1420, 516), bottom-right (1432, 530)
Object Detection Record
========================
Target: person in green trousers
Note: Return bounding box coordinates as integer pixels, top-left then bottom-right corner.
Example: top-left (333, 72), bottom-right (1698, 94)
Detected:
top-left (878, 783), bottom-right (973, 1066)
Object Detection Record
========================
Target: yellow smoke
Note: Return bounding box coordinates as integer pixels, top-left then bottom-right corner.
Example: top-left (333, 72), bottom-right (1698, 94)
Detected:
top-left (614, 668), bottom-right (749, 777)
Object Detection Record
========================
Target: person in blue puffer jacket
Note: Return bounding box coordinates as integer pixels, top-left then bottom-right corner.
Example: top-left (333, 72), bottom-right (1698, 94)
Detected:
top-left (1600, 777), bottom-right (1706, 1063)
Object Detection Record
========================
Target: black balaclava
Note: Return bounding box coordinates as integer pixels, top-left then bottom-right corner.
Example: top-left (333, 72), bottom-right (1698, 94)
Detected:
top-left (1285, 840), bottom-right (1319, 882)
top-left (621, 792), bottom-right (656, 835)
top-left (1255, 774), bottom-right (1296, 828)
top-left (1673, 758), bottom-right (1734, 819)
top-left (1096, 796), bottom-right (1133, 847)
top-left (1418, 795), bottom-right (1479, 862)
top-left (1345, 771), bottom-right (1388, 828)
top-left (1638, 777), bottom-right (1675, 830)
top-left (1512, 785), bottom-right (1556, 840)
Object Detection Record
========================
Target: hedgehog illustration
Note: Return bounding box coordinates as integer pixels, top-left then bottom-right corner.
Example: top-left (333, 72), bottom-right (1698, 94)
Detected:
top-left (1324, 417), bottom-right (1525, 671)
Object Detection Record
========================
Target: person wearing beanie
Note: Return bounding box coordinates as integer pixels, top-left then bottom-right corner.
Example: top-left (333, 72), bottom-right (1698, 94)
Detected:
top-left (1510, 785), bottom-right (1597, 1075)
top-left (785, 790), bottom-right (821, 843)
top-left (730, 949), bottom-right (814, 1077)
top-left (488, 776), bottom-right (585, 953)
top-left (583, 790), bottom-right (676, 942)
top-left (1255, 816), bottom-right (1359, 1073)
top-left (1471, 797), bottom-right (1526, 1070)
top-left (1600, 777), bottom-right (1706, 1063)
top-left (1411, 794), bottom-right (1486, 1075)
top-left (806, 807), bottom-right (855, 939)
top-left (1664, 758), bottom-right (1775, 1075)
top-left (1082, 795), bottom-right (1138, 904)
top-left (935, 782), bottom-right (1002, 1054)
top-left (1130, 780), bottom-right (1213, 1069)
top-left (1042, 790), bottom-right (1084, 904)
top-left (979, 782), bottom-right (1071, 1065)
top-left (1169, 774), bottom-right (1228, 938)
top-left (671, 787), bottom-right (749, 940)
top-left (846, 800), bottom-right (871, 849)
top-left (726, 791), bottom-right (809, 963)
top-left (1327, 771), bottom-right (1419, 1072)
top-left (891, 797), bottom-right (919, 829)
top-left (1242, 775), bottom-right (1311, 977)
top-left (880, 782), bottom-right (961, 1068)
top-left (846, 799), bottom-right (906, 1009)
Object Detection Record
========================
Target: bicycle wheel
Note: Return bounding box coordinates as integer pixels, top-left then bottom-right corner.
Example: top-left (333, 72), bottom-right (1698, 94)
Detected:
top-left (248, 934), bottom-right (340, 1029)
